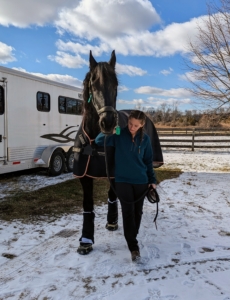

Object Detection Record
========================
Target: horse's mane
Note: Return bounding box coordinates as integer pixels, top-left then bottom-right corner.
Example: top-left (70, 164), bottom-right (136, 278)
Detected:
top-left (82, 62), bottom-right (118, 115)
top-left (82, 72), bottom-right (91, 113)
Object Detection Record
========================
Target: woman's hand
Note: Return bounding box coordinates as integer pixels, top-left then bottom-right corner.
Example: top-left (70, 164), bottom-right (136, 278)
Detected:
top-left (149, 183), bottom-right (156, 189)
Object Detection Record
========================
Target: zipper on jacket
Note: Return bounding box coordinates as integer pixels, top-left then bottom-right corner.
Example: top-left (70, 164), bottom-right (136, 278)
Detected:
top-left (130, 137), bottom-right (136, 151)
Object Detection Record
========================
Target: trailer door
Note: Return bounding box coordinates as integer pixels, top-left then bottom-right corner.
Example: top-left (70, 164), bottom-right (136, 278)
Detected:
top-left (0, 84), bottom-right (5, 161)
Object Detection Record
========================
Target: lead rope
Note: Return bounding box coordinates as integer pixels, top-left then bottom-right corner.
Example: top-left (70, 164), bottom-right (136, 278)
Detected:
top-left (147, 186), bottom-right (160, 230)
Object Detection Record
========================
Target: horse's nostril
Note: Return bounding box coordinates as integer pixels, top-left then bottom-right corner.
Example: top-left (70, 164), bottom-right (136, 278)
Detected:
top-left (99, 113), bottom-right (117, 133)
top-left (101, 120), bottom-right (106, 128)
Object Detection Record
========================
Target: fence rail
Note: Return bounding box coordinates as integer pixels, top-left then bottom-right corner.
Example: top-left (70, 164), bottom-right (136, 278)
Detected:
top-left (156, 127), bottom-right (230, 151)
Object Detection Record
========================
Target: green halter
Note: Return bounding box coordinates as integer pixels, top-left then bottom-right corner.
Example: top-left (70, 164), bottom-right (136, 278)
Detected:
top-left (88, 94), bottom-right (92, 103)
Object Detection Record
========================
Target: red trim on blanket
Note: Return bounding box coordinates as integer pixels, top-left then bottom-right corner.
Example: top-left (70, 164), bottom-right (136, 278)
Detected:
top-left (74, 119), bottom-right (114, 179)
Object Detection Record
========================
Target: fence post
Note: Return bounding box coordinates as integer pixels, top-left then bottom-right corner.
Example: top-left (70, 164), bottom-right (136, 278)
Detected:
top-left (192, 128), bottom-right (195, 151)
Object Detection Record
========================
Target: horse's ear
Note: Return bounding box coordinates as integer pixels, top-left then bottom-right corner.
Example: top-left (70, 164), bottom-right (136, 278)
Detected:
top-left (89, 50), bottom-right (97, 70)
top-left (108, 50), bottom-right (116, 69)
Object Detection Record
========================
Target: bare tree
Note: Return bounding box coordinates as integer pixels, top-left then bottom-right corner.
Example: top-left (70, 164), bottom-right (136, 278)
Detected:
top-left (185, 0), bottom-right (230, 109)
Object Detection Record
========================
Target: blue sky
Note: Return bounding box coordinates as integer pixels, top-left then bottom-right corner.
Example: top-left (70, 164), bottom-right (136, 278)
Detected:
top-left (0, 0), bottom-right (221, 111)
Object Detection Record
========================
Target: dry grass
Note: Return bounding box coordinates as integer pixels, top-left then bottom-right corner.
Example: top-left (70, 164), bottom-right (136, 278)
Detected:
top-left (218, 167), bottom-right (230, 172)
top-left (0, 168), bottom-right (182, 223)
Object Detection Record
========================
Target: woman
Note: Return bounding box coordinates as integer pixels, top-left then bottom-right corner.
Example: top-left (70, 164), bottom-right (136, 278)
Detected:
top-left (95, 110), bottom-right (157, 261)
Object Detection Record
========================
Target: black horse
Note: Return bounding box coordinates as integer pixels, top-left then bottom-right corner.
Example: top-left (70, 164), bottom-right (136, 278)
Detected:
top-left (73, 50), bottom-right (163, 255)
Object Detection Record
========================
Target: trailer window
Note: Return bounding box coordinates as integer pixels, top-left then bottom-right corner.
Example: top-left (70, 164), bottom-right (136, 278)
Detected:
top-left (37, 92), bottom-right (50, 112)
top-left (0, 86), bottom-right (4, 115)
top-left (58, 96), bottom-right (82, 115)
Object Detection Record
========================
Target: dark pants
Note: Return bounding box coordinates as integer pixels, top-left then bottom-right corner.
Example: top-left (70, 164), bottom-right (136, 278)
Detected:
top-left (115, 182), bottom-right (148, 252)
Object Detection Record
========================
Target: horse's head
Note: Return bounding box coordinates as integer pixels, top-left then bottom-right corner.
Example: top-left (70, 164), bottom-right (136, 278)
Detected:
top-left (86, 50), bottom-right (118, 134)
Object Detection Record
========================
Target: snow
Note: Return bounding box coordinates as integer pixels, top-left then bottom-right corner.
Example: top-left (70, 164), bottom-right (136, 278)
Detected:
top-left (1, 150), bottom-right (230, 300)
top-left (0, 172), bottom-right (74, 201)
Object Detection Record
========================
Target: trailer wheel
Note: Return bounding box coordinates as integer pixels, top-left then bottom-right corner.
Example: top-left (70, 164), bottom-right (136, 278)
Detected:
top-left (66, 148), bottom-right (74, 173)
top-left (48, 150), bottom-right (65, 176)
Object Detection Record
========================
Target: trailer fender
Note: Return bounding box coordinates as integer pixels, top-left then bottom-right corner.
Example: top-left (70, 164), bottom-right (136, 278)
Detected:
top-left (37, 145), bottom-right (72, 167)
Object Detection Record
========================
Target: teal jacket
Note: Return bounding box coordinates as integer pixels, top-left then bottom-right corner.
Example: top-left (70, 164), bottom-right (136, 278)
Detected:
top-left (95, 126), bottom-right (157, 185)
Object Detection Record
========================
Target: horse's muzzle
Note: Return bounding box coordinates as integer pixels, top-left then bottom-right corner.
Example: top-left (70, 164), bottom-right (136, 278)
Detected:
top-left (98, 108), bottom-right (117, 134)
top-left (99, 116), bottom-right (117, 134)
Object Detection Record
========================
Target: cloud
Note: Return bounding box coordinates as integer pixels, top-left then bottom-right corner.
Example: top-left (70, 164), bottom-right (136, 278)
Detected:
top-left (50, 45), bottom-right (147, 76)
top-left (118, 96), bottom-right (192, 108)
top-left (179, 71), bottom-right (198, 82)
top-left (56, 40), bottom-right (109, 57)
top-left (118, 85), bottom-right (129, 92)
top-left (160, 67), bottom-right (173, 76)
top-left (147, 96), bottom-right (192, 106)
top-left (135, 86), bottom-right (192, 98)
top-left (54, 12), bottom-right (208, 59)
top-left (117, 98), bottom-right (144, 106)
top-left (48, 51), bottom-right (88, 68)
top-left (0, 0), bottom-right (209, 59)
top-left (13, 67), bottom-right (82, 88)
top-left (116, 63), bottom-right (147, 76)
top-left (0, 0), bottom-right (76, 27)
top-left (0, 41), bottom-right (16, 64)
top-left (107, 16), bottom-right (204, 56)
top-left (55, 0), bottom-right (161, 39)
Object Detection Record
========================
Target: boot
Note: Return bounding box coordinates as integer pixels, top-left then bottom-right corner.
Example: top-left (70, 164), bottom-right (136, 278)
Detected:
top-left (131, 250), bottom-right (141, 262)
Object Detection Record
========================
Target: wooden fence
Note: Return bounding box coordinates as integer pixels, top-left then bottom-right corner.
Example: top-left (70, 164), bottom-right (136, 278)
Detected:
top-left (156, 127), bottom-right (230, 151)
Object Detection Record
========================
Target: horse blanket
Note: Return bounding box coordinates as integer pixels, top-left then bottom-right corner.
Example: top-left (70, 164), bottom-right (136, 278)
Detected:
top-left (73, 110), bottom-right (163, 178)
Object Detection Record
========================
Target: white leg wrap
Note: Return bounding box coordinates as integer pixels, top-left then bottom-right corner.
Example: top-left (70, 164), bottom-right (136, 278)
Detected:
top-left (108, 198), bottom-right (118, 204)
top-left (81, 237), bottom-right (93, 244)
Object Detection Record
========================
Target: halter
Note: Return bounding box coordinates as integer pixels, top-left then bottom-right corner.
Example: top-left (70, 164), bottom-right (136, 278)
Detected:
top-left (88, 81), bottom-right (120, 134)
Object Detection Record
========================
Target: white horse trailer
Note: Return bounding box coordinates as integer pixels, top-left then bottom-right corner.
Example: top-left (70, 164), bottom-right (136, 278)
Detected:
top-left (0, 66), bottom-right (83, 176)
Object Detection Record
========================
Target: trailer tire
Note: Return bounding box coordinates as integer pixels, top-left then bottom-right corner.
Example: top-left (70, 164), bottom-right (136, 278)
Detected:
top-left (66, 148), bottom-right (74, 173)
top-left (48, 150), bottom-right (65, 176)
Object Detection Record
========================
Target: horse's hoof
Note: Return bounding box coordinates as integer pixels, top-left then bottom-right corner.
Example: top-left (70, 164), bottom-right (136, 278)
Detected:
top-left (105, 223), bottom-right (118, 231)
top-left (77, 243), bottom-right (93, 255)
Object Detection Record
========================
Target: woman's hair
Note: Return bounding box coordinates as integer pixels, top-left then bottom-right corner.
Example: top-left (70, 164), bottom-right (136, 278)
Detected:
top-left (128, 110), bottom-right (146, 125)
top-left (128, 110), bottom-right (146, 153)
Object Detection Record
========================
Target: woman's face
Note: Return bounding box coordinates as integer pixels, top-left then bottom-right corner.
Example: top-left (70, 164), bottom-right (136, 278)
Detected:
top-left (128, 117), bottom-right (144, 136)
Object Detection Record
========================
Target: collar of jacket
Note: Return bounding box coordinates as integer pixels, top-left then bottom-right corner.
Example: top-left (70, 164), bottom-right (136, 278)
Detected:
top-left (124, 125), bottom-right (141, 139)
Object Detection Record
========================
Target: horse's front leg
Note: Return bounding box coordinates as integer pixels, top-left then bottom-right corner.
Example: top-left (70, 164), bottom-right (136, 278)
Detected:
top-left (77, 176), bottom-right (95, 255)
top-left (106, 178), bottom-right (119, 231)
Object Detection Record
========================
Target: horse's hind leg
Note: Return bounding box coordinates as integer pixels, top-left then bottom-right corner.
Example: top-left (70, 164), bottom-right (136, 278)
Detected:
top-left (78, 177), bottom-right (95, 255)
top-left (106, 179), bottom-right (118, 231)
